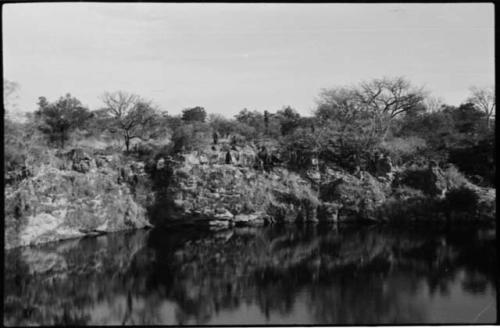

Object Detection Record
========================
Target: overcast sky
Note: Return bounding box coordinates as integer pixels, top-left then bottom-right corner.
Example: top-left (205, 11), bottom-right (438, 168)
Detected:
top-left (2, 3), bottom-right (494, 117)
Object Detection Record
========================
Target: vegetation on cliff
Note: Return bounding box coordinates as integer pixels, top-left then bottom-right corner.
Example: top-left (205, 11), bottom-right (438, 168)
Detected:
top-left (3, 76), bottom-right (496, 246)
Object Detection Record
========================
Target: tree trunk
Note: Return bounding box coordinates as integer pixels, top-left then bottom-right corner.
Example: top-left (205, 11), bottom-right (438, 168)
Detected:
top-left (381, 121), bottom-right (392, 142)
top-left (125, 136), bottom-right (130, 153)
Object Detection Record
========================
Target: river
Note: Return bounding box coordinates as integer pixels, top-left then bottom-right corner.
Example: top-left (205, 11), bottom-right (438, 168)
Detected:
top-left (4, 224), bottom-right (496, 325)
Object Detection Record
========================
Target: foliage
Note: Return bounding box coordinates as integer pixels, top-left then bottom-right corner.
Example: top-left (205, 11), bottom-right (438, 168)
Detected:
top-left (275, 106), bottom-right (301, 136)
top-left (391, 102), bottom-right (490, 166)
top-left (315, 87), bottom-right (364, 123)
top-left (280, 127), bottom-right (320, 169)
top-left (4, 118), bottom-right (27, 172)
top-left (441, 165), bottom-right (469, 189)
top-left (181, 106), bottom-right (207, 123)
top-left (443, 103), bottom-right (487, 136)
top-left (208, 114), bottom-right (234, 138)
top-left (448, 133), bottom-right (495, 186)
top-left (317, 77), bottom-right (426, 142)
top-left (34, 94), bottom-right (91, 148)
top-left (171, 122), bottom-right (212, 153)
top-left (379, 136), bottom-right (427, 166)
top-left (235, 108), bottom-right (267, 137)
top-left (317, 120), bottom-right (380, 172)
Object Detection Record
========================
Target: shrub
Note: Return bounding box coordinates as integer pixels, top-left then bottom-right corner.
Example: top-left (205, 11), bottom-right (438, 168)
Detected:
top-left (442, 165), bottom-right (469, 189)
top-left (171, 122), bottom-right (211, 153)
top-left (379, 136), bottom-right (427, 165)
top-left (448, 134), bottom-right (495, 186)
top-left (279, 127), bottom-right (319, 170)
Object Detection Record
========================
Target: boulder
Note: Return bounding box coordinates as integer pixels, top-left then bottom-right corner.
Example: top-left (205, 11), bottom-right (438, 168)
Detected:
top-left (213, 208), bottom-right (234, 221)
top-left (395, 163), bottom-right (448, 198)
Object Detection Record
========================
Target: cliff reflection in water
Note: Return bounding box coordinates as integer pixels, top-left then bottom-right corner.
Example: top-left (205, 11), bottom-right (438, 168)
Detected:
top-left (4, 225), bottom-right (496, 325)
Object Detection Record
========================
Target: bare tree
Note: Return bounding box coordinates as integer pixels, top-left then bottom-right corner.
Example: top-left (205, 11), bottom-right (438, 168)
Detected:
top-left (101, 91), bottom-right (160, 152)
top-left (467, 86), bottom-right (495, 128)
top-left (356, 77), bottom-right (426, 139)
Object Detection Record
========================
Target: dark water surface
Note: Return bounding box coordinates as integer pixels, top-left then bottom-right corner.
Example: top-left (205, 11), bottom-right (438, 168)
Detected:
top-left (4, 224), bottom-right (497, 325)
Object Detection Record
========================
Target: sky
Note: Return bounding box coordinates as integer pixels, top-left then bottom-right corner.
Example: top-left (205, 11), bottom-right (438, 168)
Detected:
top-left (2, 3), bottom-right (495, 118)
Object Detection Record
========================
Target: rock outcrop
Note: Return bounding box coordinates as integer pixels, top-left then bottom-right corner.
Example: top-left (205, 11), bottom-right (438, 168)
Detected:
top-left (4, 150), bottom-right (152, 249)
top-left (151, 147), bottom-right (320, 228)
top-left (318, 169), bottom-right (388, 222)
top-left (153, 147), bottom-right (495, 226)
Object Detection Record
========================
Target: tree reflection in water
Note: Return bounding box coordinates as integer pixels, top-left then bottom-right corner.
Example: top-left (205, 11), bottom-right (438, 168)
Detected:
top-left (4, 224), bottom-right (497, 325)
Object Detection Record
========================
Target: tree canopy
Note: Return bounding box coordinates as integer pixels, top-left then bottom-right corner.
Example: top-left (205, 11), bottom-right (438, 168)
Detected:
top-left (182, 106), bottom-right (207, 123)
top-left (35, 93), bottom-right (91, 148)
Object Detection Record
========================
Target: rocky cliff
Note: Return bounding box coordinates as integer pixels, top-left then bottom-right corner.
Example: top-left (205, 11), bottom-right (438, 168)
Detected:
top-left (5, 142), bottom-right (495, 248)
top-left (152, 144), bottom-right (496, 227)
top-left (4, 149), bottom-right (152, 249)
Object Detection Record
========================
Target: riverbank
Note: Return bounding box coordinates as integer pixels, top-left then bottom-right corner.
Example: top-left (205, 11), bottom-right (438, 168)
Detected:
top-left (4, 143), bottom-right (496, 249)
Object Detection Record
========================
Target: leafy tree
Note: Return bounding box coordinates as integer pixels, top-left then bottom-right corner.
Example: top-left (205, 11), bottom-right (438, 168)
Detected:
top-left (317, 119), bottom-right (380, 172)
top-left (35, 93), bottom-right (91, 148)
top-left (208, 114), bottom-right (235, 138)
top-left (231, 121), bottom-right (258, 141)
top-left (171, 122), bottom-right (211, 153)
top-left (100, 91), bottom-right (161, 152)
top-left (235, 108), bottom-right (264, 132)
top-left (316, 87), bottom-right (367, 129)
top-left (163, 114), bottom-right (183, 132)
top-left (280, 127), bottom-right (320, 169)
top-left (443, 103), bottom-right (486, 136)
top-left (181, 106), bottom-right (207, 123)
top-left (467, 86), bottom-right (495, 129)
top-left (276, 106), bottom-right (301, 136)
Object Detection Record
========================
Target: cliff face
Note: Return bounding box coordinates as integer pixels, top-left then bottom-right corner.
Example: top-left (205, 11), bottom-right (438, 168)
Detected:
top-left (5, 142), bottom-right (495, 248)
top-left (150, 145), bottom-right (392, 226)
top-left (154, 146), bottom-right (321, 227)
top-left (4, 149), bottom-right (152, 249)
top-left (152, 144), bottom-right (496, 227)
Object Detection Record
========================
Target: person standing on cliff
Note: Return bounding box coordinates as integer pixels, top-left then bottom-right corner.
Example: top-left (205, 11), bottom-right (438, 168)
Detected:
top-left (225, 150), bottom-right (232, 164)
top-left (213, 131), bottom-right (219, 145)
top-left (258, 146), bottom-right (269, 171)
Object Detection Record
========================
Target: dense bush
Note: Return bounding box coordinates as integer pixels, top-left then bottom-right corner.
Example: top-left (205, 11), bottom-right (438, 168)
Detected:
top-left (171, 122), bottom-right (211, 153)
top-left (35, 94), bottom-right (92, 148)
top-left (279, 128), bottom-right (319, 170)
top-left (448, 133), bottom-right (495, 186)
top-left (378, 136), bottom-right (427, 166)
top-left (182, 106), bottom-right (207, 123)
